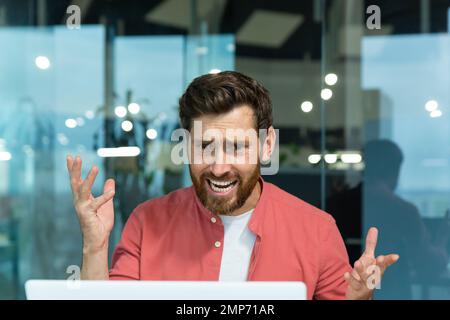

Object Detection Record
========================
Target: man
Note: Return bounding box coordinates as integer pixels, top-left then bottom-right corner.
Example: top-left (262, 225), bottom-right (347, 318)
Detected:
top-left (67, 71), bottom-right (399, 300)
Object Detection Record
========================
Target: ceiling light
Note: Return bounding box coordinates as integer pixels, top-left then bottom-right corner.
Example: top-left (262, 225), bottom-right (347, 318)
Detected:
top-left (321, 88), bottom-right (333, 100)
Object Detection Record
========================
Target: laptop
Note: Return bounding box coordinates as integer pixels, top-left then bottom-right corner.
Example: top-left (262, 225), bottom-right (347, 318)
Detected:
top-left (25, 280), bottom-right (306, 300)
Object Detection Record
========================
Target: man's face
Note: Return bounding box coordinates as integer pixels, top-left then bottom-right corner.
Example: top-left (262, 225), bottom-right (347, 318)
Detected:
top-left (189, 105), bottom-right (261, 215)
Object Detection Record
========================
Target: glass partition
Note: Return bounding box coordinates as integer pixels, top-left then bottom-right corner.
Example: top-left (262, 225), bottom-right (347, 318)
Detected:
top-left (324, 0), bottom-right (450, 299)
top-left (0, 21), bottom-right (234, 299)
top-left (0, 25), bottom-right (105, 298)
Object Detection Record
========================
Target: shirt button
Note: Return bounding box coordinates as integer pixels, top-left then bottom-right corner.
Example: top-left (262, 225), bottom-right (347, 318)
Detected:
top-left (214, 241), bottom-right (221, 248)
top-left (211, 217), bottom-right (217, 223)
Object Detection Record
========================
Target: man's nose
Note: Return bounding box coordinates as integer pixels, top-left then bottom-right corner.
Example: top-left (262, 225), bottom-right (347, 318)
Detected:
top-left (210, 162), bottom-right (233, 178)
top-left (207, 147), bottom-right (233, 177)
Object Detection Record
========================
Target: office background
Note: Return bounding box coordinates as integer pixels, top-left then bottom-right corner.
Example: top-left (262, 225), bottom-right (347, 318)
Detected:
top-left (0, 0), bottom-right (449, 299)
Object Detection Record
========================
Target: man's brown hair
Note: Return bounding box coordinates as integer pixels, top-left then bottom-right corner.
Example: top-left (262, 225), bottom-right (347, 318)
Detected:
top-left (179, 71), bottom-right (273, 131)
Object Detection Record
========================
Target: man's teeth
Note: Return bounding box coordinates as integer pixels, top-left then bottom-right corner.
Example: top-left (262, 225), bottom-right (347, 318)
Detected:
top-left (210, 179), bottom-right (234, 186)
top-left (209, 179), bottom-right (236, 193)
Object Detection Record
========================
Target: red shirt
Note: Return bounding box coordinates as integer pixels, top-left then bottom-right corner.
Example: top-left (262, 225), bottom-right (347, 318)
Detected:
top-left (109, 178), bottom-right (352, 300)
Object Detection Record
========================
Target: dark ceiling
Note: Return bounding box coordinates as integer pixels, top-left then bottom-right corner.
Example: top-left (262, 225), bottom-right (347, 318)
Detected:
top-left (3, 0), bottom-right (450, 60)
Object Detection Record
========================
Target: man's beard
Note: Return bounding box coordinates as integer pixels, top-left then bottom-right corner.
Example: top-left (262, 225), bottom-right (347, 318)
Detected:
top-left (190, 165), bottom-right (261, 215)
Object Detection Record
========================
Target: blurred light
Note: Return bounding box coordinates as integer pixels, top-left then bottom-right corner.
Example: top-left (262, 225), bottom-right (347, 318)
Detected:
top-left (430, 109), bottom-right (442, 118)
top-left (209, 68), bottom-right (221, 74)
top-left (354, 162), bottom-right (365, 171)
top-left (425, 100), bottom-right (438, 112)
top-left (0, 151), bottom-right (12, 161)
top-left (22, 145), bottom-right (34, 156)
top-left (85, 110), bottom-right (95, 119)
top-left (321, 88), bottom-right (333, 100)
top-left (157, 112), bottom-right (167, 121)
top-left (195, 46), bottom-right (209, 55)
top-left (334, 162), bottom-right (350, 170)
top-left (146, 128), bottom-right (158, 140)
top-left (300, 101), bottom-right (313, 113)
top-left (35, 56), bottom-right (51, 70)
top-left (114, 106), bottom-right (127, 118)
top-left (57, 133), bottom-right (69, 146)
top-left (65, 118), bottom-right (77, 128)
top-left (308, 154), bottom-right (321, 164)
top-left (128, 102), bottom-right (140, 114)
top-left (324, 154), bottom-right (338, 164)
top-left (121, 120), bottom-right (133, 132)
top-left (324, 73), bottom-right (338, 86)
top-left (76, 117), bottom-right (85, 127)
top-left (0, 139), bottom-right (5, 147)
top-left (341, 153), bottom-right (362, 164)
top-left (77, 144), bottom-right (86, 153)
top-left (97, 146), bottom-right (141, 158)
top-left (226, 43), bottom-right (235, 52)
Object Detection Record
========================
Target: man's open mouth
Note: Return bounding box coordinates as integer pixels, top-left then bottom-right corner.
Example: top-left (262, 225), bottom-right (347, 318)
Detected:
top-left (206, 178), bottom-right (238, 193)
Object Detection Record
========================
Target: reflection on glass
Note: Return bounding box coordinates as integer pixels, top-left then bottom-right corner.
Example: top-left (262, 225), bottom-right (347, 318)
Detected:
top-left (360, 33), bottom-right (450, 299)
top-left (363, 140), bottom-right (449, 299)
top-left (0, 25), bottom-right (234, 298)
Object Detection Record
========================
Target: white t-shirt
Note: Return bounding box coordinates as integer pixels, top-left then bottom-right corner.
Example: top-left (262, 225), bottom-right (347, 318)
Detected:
top-left (218, 209), bottom-right (257, 281)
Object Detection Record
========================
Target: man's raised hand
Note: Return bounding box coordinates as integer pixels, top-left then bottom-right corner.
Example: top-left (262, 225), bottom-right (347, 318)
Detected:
top-left (344, 227), bottom-right (400, 300)
top-left (67, 155), bottom-right (115, 254)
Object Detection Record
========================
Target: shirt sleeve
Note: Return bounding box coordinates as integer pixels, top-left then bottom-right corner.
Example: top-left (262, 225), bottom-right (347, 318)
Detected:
top-left (313, 218), bottom-right (352, 300)
top-left (109, 210), bottom-right (142, 280)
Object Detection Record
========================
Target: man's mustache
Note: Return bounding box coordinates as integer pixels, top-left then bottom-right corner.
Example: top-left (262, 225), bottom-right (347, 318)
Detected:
top-left (200, 173), bottom-right (241, 182)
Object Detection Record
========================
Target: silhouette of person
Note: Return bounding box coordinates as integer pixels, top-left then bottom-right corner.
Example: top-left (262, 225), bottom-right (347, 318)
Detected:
top-left (328, 139), bottom-right (448, 299)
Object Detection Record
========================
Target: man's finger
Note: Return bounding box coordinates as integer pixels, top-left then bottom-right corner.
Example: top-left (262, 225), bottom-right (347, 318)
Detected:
top-left (364, 227), bottom-right (378, 257)
top-left (80, 166), bottom-right (99, 200)
top-left (358, 254), bottom-right (376, 269)
top-left (350, 259), bottom-right (362, 281)
top-left (90, 189), bottom-right (115, 211)
top-left (344, 272), bottom-right (362, 291)
top-left (354, 260), bottom-right (369, 284)
top-left (351, 268), bottom-right (361, 281)
top-left (66, 155), bottom-right (74, 185)
top-left (377, 254), bottom-right (399, 274)
top-left (71, 156), bottom-right (83, 184)
top-left (103, 178), bottom-right (115, 194)
top-left (67, 155), bottom-right (81, 200)
top-left (66, 155), bottom-right (74, 171)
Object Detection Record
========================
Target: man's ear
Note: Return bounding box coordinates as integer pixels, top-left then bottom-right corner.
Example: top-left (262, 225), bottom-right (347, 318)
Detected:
top-left (261, 126), bottom-right (276, 163)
